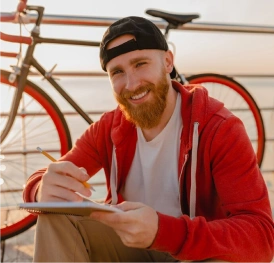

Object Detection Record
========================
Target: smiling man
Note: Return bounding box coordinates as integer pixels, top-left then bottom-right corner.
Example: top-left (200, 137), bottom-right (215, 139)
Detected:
top-left (23, 16), bottom-right (274, 262)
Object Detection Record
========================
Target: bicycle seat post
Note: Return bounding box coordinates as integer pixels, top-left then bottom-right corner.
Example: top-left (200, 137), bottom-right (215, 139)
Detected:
top-left (163, 23), bottom-right (172, 39)
top-left (26, 5), bottom-right (45, 36)
top-left (162, 23), bottom-right (186, 84)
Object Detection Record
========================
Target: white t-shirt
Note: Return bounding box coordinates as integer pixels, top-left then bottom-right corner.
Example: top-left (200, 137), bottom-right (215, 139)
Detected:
top-left (120, 93), bottom-right (183, 217)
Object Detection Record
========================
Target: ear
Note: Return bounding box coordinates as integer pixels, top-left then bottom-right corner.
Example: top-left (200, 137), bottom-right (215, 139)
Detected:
top-left (164, 50), bottom-right (174, 75)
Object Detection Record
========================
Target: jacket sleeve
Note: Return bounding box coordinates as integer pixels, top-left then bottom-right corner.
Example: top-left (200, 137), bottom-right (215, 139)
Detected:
top-left (23, 121), bottom-right (103, 203)
top-left (150, 116), bottom-right (274, 262)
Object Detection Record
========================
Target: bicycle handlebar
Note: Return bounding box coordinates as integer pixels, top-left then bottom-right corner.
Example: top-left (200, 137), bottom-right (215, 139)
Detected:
top-left (0, 0), bottom-right (32, 44)
top-left (0, 12), bottom-right (17, 22)
top-left (17, 0), bottom-right (27, 12)
top-left (0, 0), bottom-right (27, 22)
top-left (0, 31), bottom-right (32, 45)
top-left (0, 51), bottom-right (18, 58)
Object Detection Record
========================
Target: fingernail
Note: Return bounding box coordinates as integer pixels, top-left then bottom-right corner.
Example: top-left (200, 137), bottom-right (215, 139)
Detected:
top-left (82, 171), bottom-right (89, 180)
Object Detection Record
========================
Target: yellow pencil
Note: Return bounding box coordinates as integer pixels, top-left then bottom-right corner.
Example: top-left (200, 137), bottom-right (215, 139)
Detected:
top-left (36, 146), bottom-right (94, 191)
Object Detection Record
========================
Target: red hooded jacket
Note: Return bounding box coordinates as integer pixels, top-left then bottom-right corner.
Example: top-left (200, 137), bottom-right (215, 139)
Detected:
top-left (23, 81), bottom-right (274, 262)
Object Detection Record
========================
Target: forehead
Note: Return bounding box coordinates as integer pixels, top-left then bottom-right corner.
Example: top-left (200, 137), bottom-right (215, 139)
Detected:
top-left (106, 49), bottom-right (155, 71)
top-left (106, 34), bottom-right (135, 50)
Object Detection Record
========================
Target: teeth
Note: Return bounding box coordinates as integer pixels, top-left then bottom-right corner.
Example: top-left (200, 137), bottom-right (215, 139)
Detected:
top-left (131, 90), bottom-right (148, 100)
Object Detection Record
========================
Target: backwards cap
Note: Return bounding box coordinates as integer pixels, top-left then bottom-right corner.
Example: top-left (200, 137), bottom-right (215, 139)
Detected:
top-left (99, 16), bottom-right (176, 78)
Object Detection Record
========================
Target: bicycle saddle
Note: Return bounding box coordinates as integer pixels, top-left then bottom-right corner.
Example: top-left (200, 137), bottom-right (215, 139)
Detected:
top-left (146, 9), bottom-right (199, 27)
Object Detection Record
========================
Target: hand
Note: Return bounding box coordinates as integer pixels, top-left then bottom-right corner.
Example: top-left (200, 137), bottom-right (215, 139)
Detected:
top-left (90, 201), bottom-right (158, 248)
top-left (36, 161), bottom-right (91, 202)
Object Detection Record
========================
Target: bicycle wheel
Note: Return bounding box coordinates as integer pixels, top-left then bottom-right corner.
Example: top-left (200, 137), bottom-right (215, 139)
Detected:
top-left (0, 70), bottom-right (72, 240)
top-left (187, 73), bottom-right (265, 166)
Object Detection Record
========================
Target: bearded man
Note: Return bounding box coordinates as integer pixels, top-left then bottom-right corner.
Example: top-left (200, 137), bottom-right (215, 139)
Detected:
top-left (23, 16), bottom-right (274, 262)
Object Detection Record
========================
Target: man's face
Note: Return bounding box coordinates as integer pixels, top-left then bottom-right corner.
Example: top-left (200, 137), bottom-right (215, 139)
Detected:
top-left (106, 35), bottom-right (173, 129)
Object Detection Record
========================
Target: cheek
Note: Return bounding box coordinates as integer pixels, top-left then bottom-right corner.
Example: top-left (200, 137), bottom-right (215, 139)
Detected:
top-left (111, 79), bottom-right (124, 96)
top-left (140, 66), bottom-right (161, 81)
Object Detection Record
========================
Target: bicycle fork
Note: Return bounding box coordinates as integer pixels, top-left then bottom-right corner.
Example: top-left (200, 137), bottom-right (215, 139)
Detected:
top-left (0, 43), bottom-right (35, 143)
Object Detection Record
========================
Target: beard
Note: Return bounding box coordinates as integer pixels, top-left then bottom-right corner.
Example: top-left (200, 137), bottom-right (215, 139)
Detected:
top-left (114, 72), bottom-right (170, 129)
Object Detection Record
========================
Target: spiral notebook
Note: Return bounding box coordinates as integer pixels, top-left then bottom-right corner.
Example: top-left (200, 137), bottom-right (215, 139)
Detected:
top-left (19, 201), bottom-right (122, 216)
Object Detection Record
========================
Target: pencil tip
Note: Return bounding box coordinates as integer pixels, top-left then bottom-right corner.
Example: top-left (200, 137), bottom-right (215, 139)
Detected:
top-left (37, 147), bottom-right (42, 152)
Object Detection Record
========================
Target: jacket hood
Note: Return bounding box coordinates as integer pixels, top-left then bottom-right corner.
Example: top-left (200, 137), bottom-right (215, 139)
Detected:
top-left (110, 106), bottom-right (136, 147)
top-left (172, 81), bottom-right (224, 152)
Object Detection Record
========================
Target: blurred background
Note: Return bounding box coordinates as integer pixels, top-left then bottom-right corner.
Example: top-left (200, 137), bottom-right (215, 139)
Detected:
top-left (1, 0), bottom-right (274, 74)
top-left (0, 0), bottom-right (274, 261)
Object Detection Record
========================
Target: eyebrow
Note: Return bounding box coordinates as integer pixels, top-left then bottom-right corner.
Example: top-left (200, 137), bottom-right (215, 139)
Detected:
top-left (108, 56), bottom-right (152, 73)
top-left (129, 56), bottom-right (151, 65)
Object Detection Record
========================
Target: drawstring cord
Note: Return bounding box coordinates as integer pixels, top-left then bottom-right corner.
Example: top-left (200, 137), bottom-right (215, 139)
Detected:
top-left (190, 122), bottom-right (199, 219)
top-left (110, 147), bottom-right (118, 205)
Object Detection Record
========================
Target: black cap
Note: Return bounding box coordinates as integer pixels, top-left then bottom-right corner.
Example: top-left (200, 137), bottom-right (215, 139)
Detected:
top-left (100, 16), bottom-right (176, 79)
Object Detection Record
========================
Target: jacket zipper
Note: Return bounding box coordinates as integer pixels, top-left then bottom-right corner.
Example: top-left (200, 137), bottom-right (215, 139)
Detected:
top-left (110, 146), bottom-right (118, 204)
top-left (179, 154), bottom-right (189, 214)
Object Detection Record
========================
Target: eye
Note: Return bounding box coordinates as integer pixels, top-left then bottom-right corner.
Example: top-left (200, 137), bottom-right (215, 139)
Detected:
top-left (136, 61), bottom-right (146, 68)
top-left (112, 69), bottom-right (123, 76)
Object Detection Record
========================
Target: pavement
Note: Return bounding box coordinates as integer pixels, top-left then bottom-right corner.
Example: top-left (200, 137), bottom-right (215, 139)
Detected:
top-left (1, 225), bottom-right (35, 262)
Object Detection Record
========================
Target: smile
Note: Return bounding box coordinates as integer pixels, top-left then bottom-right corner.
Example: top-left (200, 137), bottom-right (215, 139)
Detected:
top-left (131, 90), bottom-right (149, 100)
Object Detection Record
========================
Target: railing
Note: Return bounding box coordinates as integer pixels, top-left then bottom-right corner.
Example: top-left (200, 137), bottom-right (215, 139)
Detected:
top-left (1, 12), bottom-right (274, 34)
top-left (1, 12), bottom-right (274, 79)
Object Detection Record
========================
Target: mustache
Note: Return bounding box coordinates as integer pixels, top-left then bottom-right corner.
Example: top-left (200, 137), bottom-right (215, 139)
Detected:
top-left (120, 84), bottom-right (154, 100)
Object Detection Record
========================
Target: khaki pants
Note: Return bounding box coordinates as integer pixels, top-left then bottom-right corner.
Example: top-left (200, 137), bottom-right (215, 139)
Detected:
top-left (33, 214), bottom-right (179, 262)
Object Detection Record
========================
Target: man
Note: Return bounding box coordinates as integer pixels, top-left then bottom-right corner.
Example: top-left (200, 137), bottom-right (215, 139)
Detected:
top-left (23, 16), bottom-right (274, 262)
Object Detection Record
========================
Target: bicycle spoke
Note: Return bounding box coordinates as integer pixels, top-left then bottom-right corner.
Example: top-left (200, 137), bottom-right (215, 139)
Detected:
top-left (1, 70), bottom-right (71, 240)
top-left (1, 127), bottom-right (61, 151)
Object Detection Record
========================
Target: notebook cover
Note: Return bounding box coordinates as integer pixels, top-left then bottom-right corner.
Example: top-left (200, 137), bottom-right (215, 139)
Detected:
top-left (19, 201), bottom-right (121, 216)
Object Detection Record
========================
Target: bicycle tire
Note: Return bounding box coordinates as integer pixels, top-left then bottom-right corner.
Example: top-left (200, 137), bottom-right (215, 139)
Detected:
top-left (0, 70), bottom-right (72, 240)
top-left (186, 73), bottom-right (265, 166)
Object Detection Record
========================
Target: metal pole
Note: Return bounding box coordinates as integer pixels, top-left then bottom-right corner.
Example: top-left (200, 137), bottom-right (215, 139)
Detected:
top-left (1, 12), bottom-right (274, 34)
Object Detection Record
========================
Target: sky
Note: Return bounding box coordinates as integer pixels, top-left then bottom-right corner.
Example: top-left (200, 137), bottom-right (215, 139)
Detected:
top-left (1, 0), bottom-right (274, 75)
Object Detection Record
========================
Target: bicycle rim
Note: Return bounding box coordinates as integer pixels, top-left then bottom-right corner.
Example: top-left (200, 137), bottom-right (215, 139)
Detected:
top-left (187, 73), bottom-right (265, 166)
top-left (0, 70), bottom-right (72, 240)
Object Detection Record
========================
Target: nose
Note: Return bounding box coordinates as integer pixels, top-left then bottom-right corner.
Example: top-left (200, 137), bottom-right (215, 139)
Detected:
top-left (125, 71), bottom-right (142, 92)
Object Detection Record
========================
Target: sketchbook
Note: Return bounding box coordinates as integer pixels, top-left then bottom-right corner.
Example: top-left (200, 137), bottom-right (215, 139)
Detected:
top-left (19, 201), bottom-right (122, 216)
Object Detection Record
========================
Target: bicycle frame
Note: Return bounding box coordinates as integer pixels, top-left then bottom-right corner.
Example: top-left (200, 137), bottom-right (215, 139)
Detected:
top-left (1, 5), bottom-right (100, 143)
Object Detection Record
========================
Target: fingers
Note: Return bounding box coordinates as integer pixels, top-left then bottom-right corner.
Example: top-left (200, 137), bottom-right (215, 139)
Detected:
top-left (43, 171), bottom-right (91, 197)
top-left (79, 167), bottom-right (87, 174)
top-left (48, 161), bottom-right (89, 183)
top-left (90, 202), bottom-right (141, 225)
top-left (91, 210), bottom-right (126, 228)
top-left (115, 201), bottom-right (144, 212)
top-left (79, 167), bottom-right (94, 190)
top-left (39, 184), bottom-right (83, 202)
top-left (90, 203), bottom-right (159, 248)
top-left (38, 161), bottom-right (92, 202)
